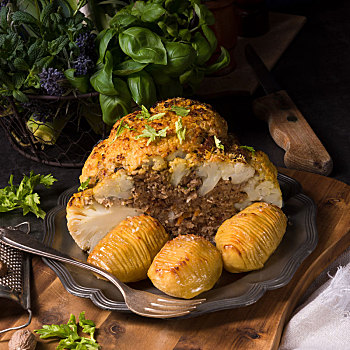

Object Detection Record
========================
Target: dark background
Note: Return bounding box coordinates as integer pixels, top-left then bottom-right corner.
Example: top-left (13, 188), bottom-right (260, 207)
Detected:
top-left (0, 0), bottom-right (349, 232)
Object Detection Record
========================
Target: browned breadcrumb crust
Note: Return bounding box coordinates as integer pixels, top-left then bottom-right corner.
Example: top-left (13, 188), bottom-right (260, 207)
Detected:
top-left (80, 98), bottom-right (231, 185)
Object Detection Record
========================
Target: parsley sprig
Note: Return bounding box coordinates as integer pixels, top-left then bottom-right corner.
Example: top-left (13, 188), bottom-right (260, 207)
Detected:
top-left (175, 117), bottom-right (186, 144)
top-left (214, 135), bottom-right (224, 151)
top-left (240, 145), bottom-right (256, 155)
top-left (0, 172), bottom-right (57, 219)
top-left (171, 105), bottom-right (190, 117)
top-left (35, 312), bottom-right (100, 350)
top-left (78, 177), bottom-right (90, 192)
top-left (135, 125), bottom-right (169, 145)
top-left (110, 120), bottom-right (135, 144)
top-left (137, 105), bottom-right (165, 121)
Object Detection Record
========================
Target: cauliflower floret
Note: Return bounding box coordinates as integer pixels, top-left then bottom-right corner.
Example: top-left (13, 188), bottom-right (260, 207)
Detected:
top-left (66, 189), bottom-right (143, 252)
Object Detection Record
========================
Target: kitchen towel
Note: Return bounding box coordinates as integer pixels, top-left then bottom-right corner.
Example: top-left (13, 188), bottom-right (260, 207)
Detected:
top-left (279, 248), bottom-right (350, 350)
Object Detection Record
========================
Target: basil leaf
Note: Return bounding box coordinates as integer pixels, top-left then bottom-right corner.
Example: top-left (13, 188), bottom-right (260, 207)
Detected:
top-left (64, 69), bottom-right (89, 93)
top-left (161, 41), bottom-right (196, 76)
top-left (205, 47), bottom-right (231, 75)
top-left (90, 51), bottom-right (117, 95)
top-left (110, 13), bottom-right (139, 29)
top-left (12, 90), bottom-right (28, 102)
top-left (192, 32), bottom-right (212, 65)
top-left (140, 3), bottom-right (166, 22)
top-left (119, 27), bottom-right (167, 65)
top-left (114, 60), bottom-right (147, 76)
top-left (194, 3), bottom-right (215, 26)
top-left (127, 70), bottom-right (157, 108)
top-left (201, 24), bottom-right (217, 56)
top-left (97, 28), bottom-right (117, 64)
top-left (100, 94), bottom-right (130, 126)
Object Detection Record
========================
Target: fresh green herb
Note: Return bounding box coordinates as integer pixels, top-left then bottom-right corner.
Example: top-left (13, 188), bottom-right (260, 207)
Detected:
top-left (135, 125), bottom-right (169, 145)
top-left (175, 117), bottom-right (186, 144)
top-left (170, 106), bottom-right (190, 117)
top-left (78, 178), bottom-right (90, 192)
top-left (137, 105), bottom-right (151, 119)
top-left (109, 120), bottom-right (135, 144)
top-left (35, 312), bottom-right (100, 350)
top-left (240, 145), bottom-right (256, 155)
top-left (0, 172), bottom-right (57, 219)
top-left (148, 112), bottom-right (165, 121)
top-left (214, 135), bottom-right (224, 151)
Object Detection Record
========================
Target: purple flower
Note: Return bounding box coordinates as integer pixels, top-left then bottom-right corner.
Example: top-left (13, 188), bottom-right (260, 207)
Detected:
top-left (38, 68), bottom-right (65, 96)
top-left (72, 54), bottom-right (95, 76)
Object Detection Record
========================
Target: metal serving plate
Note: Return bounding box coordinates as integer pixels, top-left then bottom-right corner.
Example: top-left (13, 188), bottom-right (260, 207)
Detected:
top-left (42, 173), bottom-right (317, 317)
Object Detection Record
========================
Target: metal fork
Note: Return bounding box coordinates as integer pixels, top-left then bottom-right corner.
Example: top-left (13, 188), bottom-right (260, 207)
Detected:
top-left (0, 228), bottom-right (205, 318)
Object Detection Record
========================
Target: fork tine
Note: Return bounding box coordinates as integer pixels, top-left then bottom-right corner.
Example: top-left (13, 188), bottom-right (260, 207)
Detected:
top-left (150, 302), bottom-right (198, 311)
top-left (143, 308), bottom-right (192, 318)
top-left (156, 297), bottom-right (206, 305)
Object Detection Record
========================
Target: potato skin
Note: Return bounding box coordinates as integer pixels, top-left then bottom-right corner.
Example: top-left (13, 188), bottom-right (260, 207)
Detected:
top-left (215, 202), bottom-right (287, 273)
top-left (147, 234), bottom-right (223, 299)
top-left (87, 214), bottom-right (169, 282)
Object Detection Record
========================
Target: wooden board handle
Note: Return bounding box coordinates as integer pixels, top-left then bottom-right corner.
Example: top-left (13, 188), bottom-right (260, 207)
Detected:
top-left (253, 90), bottom-right (333, 175)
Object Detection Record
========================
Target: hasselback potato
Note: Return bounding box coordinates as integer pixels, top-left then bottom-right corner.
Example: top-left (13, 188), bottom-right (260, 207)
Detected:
top-left (147, 234), bottom-right (223, 299)
top-left (87, 214), bottom-right (169, 282)
top-left (215, 202), bottom-right (287, 273)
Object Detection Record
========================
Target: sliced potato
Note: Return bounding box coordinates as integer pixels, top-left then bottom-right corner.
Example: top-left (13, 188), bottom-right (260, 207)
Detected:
top-left (215, 202), bottom-right (287, 273)
top-left (87, 214), bottom-right (169, 282)
top-left (148, 234), bottom-right (223, 299)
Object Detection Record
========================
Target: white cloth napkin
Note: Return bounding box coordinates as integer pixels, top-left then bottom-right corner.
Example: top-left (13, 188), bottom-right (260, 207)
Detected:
top-left (279, 249), bottom-right (350, 350)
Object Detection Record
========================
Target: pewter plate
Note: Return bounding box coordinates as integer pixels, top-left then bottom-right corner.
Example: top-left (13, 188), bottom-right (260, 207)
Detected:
top-left (42, 173), bottom-right (317, 317)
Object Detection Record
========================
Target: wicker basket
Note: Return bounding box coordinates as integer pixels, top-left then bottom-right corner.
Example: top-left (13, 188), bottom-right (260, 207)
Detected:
top-left (0, 93), bottom-right (108, 168)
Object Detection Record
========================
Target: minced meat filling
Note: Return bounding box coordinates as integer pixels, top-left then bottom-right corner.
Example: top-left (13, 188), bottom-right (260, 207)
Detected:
top-left (117, 170), bottom-right (248, 240)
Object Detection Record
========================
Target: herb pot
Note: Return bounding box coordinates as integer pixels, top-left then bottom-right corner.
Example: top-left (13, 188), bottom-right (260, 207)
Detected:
top-left (205, 0), bottom-right (238, 74)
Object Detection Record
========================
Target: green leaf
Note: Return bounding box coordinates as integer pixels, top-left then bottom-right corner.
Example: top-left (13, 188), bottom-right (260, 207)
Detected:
top-left (127, 70), bottom-right (157, 108)
top-left (109, 13), bottom-right (139, 30)
top-left (119, 27), bottom-right (167, 65)
top-left (99, 86), bottom-right (131, 126)
top-left (40, 2), bottom-right (57, 26)
top-left (201, 24), bottom-right (217, 56)
top-left (171, 105), bottom-right (190, 117)
top-left (48, 36), bottom-right (69, 56)
top-left (192, 32), bottom-right (212, 65)
top-left (140, 3), bottom-right (166, 22)
top-left (148, 112), bottom-right (165, 121)
top-left (12, 90), bottom-right (28, 103)
top-left (13, 72), bottom-right (27, 89)
top-left (0, 6), bottom-right (8, 30)
top-left (78, 178), bottom-right (90, 191)
top-left (194, 3), bottom-right (215, 26)
top-left (114, 60), bottom-right (147, 76)
top-left (175, 117), bottom-right (186, 144)
top-left (64, 69), bottom-right (89, 93)
top-left (13, 58), bottom-right (29, 71)
top-left (90, 51), bottom-right (117, 95)
top-left (240, 145), bottom-right (256, 155)
top-left (214, 135), bottom-right (224, 151)
top-left (11, 11), bottom-right (39, 26)
top-left (97, 28), bottom-right (117, 64)
top-left (161, 41), bottom-right (196, 76)
top-left (135, 124), bottom-right (169, 145)
top-left (205, 47), bottom-right (231, 75)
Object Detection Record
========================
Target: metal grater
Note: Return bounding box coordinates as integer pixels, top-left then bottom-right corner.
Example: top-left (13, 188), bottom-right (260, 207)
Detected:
top-left (0, 222), bottom-right (32, 334)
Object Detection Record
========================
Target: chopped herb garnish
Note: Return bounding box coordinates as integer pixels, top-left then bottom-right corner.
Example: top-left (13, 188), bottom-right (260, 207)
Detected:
top-left (35, 312), bottom-right (100, 349)
top-left (78, 178), bottom-right (90, 192)
top-left (175, 117), bottom-right (186, 144)
top-left (170, 105), bottom-right (190, 117)
top-left (137, 105), bottom-right (151, 119)
top-left (214, 135), bottom-right (224, 151)
top-left (240, 145), bottom-right (256, 155)
top-left (110, 120), bottom-right (135, 144)
top-left (148, 112), bottom-right (165, 121)
top-left (135, 125), bottom-right (169, 145)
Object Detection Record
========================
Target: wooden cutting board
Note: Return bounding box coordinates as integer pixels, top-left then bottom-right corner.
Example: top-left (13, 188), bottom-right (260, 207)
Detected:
top-left (1, 169), bottom-right (349, 350)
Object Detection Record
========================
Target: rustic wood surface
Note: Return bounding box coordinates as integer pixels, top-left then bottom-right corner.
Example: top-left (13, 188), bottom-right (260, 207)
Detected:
top-left (197, 12), bottom-right (307, 97)
top-left (1, 169), bottom-right (350, 350)
top-left (253, 91), bottom-right (333, 176)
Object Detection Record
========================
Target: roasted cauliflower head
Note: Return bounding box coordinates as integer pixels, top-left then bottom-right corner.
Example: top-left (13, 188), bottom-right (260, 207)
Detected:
top-left (66, 98), bottom-right (283, 251)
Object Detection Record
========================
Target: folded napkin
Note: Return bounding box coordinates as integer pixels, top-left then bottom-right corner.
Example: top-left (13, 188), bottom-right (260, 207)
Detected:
top-left (279, 252), bottom-right (350, 350)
